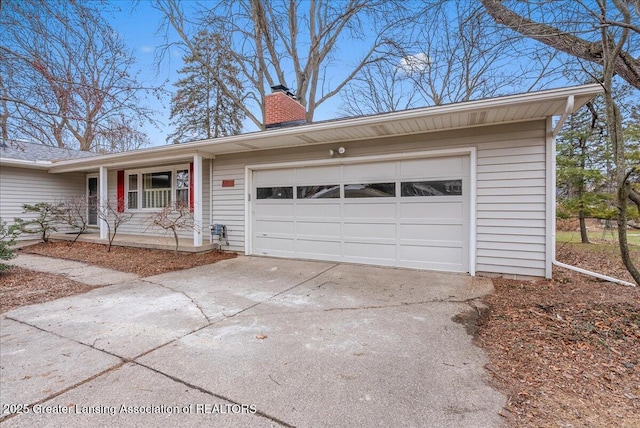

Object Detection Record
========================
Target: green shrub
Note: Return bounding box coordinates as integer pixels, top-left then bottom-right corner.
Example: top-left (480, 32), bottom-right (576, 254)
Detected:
top-left (0, 218), bottom-right (20, 271)
top-left (13, 202), bottom-right (64, 242)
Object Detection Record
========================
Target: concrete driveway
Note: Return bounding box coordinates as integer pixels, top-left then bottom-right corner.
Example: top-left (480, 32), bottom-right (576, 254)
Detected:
top-left (0, 257), bottom-right (505, 427)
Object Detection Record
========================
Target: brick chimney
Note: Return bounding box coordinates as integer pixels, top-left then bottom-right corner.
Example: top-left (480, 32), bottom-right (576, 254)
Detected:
top-left (265, 85), bottom-right (306, 128)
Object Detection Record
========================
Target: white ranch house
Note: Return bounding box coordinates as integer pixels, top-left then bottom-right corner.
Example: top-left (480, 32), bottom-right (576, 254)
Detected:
top-left (0, 84), bottom-right (603, 279)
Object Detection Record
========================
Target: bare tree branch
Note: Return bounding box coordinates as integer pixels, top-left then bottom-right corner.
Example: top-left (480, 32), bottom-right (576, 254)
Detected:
top-left (1, 0), bottom-right (160, 151)
top-left (480, 0), bottom-right (640, 89)
top-left (154, 0), bottom-right (411, 128)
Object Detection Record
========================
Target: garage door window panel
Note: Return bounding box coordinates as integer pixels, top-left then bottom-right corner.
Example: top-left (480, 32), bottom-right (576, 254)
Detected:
top-left (344, 183), bottom-right (395, 198)
top-left (257, 187), bottom-right (293, 199)
top-left (297, 185), bottom-right (340, 199)
top-left (401, 180), bottom-right (463, 197)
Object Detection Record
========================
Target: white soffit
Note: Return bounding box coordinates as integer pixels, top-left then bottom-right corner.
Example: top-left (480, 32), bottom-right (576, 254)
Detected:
top-left (48, 84), bottom-right (602, 173)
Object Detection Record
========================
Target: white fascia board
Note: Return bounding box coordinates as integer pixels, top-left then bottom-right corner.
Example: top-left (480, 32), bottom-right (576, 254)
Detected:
top-left (48, 84), bottom-right (603, 174)
top-left (49, 151), bottom-right (212, 174)
top-left (0, 158), bottom-right (53, 170)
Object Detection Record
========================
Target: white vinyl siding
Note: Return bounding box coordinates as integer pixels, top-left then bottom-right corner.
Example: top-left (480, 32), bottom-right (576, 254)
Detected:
top-left (0, 166), bottom-right (85, 238)
top-left (475, 135), bottom-right (547, 277)
top-left (211, 120), bottom-right (548, 277)
top-left (211, 161), bottom-right (246, 249)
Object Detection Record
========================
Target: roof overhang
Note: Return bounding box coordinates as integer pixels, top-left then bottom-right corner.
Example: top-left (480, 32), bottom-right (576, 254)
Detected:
top-left (47, 84), bottom-right (602, 174)
top-left (0, 157), bottom-right (53, 170)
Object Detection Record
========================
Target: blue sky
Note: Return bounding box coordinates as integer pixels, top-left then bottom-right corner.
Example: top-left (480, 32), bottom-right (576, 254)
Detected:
top-left (107, 2), bottom-right (180, 146)
top-left (104, 1), bottom-right (599, 149)
top-left (107, 1), bottom-right (345, 147)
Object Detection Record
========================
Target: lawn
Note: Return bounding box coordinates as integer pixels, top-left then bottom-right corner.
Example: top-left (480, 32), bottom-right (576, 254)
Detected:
top-left (557, 229), bottom-right (640, 246)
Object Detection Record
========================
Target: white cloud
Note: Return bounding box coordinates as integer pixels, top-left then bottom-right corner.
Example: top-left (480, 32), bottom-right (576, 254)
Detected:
top-left (398, 53), bottom-right (430, 74)
top-left (140, 46), bottom-right (154, 54)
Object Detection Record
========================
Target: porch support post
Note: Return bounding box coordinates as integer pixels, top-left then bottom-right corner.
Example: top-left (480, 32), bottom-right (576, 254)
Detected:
top-left (193, 153), bottom-right (203, 247)
top-left (99, 166), bottom-right (108, 240)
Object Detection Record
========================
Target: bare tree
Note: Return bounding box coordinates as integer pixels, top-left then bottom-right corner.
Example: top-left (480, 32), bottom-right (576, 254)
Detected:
top-left (480, 0), bottom-right (640, 90)
top-left (481, 0), bottom-right (640, 284)
top-left (60, 197), bottom-right (90, 245)
top-left (97, 200), bottom-right (133, 252)
top-left (93, 118), bottom-right (150, 154)
top-left (154, 0), bottom-right (411, 128)
top-left (342, 1), bottom-right (561, 115)
top-left (148, 201), bottom-right (198, 255)
top-left (1, 0), bottom-right (158, 151)
top-left (340, 58), bottom-right (418, 116)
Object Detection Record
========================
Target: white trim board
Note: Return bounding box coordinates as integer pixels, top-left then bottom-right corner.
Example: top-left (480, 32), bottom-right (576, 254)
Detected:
top-left (245, 147), bottom-right (477, 275)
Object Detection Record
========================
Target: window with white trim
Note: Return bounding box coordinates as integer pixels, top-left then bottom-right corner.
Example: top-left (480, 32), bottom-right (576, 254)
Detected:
top-left (176, 169), bottom-right (189, 206)
top-left (143, 171), bottom-right (172, 208)
top-left (127, 174), bottom-right (138, 209)
top-left (125, 165), bottom-right (190, 210)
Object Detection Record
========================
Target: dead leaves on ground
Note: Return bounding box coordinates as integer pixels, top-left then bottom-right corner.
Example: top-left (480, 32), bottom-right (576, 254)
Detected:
top-left (477, 277), bottom-right (639, 427)
top-left (22, 241), bottom-right (236, 277)
top-left (0, 267), bottom-right (94, 312)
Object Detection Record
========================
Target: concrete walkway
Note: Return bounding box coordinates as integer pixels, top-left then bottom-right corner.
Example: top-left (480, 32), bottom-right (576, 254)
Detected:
top-left (0, 256), bottom-right (505, 427)
top-left (8, 254), bottom-right (138, 286)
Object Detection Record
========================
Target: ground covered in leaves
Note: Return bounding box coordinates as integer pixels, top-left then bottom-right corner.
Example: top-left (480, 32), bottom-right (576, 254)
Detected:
top-left (0, 241), bottom-right (236, 313)
top-left (477, 240), bottom-right (639, 427)
top-left (0, 266), bottom-right (94, 313)
top-left (23, 241), bottom-right (236, 276)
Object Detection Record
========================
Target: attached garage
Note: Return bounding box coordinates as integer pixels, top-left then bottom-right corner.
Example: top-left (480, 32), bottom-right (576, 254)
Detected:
top-left (249, 152), bottom-right (472, 273)
top-left (45, 84), bottom-right (604, 280)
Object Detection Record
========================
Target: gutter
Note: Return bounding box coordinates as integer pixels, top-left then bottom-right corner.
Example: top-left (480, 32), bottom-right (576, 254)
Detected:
top-left (552, 259), bottom-right (636, 287)
top-left (550, 94), bottom-right (636, 287)
top-left (0, 158), bottom-right (53, 170)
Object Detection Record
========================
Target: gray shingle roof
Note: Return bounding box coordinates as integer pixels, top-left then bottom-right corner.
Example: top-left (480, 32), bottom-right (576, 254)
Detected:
top-left (0, 139), bottom-right (97, 162)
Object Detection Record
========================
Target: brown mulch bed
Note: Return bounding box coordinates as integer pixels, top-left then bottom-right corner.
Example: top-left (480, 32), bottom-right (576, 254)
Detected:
top-left (22, 241), bottom-right (237, 277)
top-left (0, 241), bottom-right (236, 313)
top-left (476, 242), bottom-right (640, 427)
top-left (0, 266), bottom-right (95, 313)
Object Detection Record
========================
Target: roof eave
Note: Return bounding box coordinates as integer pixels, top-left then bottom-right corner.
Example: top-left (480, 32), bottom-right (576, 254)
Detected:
top-left (0, 158), bottom-right (53, 170)
top-left (48, 84), bottom-right (603, 174)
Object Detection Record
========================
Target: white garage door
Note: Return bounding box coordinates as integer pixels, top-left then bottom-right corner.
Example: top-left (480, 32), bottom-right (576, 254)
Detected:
top-left (251, 156), bottom-right (470, 272)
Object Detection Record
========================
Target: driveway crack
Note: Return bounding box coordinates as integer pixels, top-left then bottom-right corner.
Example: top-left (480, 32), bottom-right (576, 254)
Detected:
top-left (140, 279), bottom-right (211, 324)
top-left (225, 263), bottom-right (339, 319)
top-left (132, 360), bottom-right (295, 427)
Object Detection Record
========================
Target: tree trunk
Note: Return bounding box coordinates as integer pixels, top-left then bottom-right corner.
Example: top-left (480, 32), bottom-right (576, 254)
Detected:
top-left (172, 227), bottom-right (179, 256)
top-left (579, 211), bottom-right (589, 244)
top-left (604, 90), bottom-right (640, 285)
top-left (616, 182), bottom-right (640, 284)
top-left (578, 136), bottom-right (590, 244)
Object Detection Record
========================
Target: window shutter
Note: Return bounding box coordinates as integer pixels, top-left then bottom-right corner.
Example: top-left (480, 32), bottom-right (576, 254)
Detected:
top-left (189, 162), bottom-right (194, 212)
top-left (117, 170), bottom-right (125, 212)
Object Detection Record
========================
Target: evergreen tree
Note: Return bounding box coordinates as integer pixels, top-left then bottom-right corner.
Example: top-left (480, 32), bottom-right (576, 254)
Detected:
top-left (557, 98), bottom-right (612, 243)
top-left (557, 90), bottom-right (640, 242)
top-left (168, 30), bottom-right (244, 144)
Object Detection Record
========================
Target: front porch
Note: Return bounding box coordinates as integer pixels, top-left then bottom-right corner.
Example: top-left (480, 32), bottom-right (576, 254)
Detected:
top-left (50, 231), bottom-right (220, 253)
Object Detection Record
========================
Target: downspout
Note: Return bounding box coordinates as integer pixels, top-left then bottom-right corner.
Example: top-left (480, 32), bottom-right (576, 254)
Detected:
top-left (550, 96), bottom-right (636, 287)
